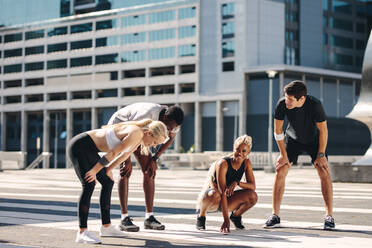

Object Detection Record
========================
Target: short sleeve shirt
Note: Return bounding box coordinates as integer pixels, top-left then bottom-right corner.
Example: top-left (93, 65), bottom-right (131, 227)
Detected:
top-left (108, 102), bottom-right (168, 124)
top-left (274, 95), bottom-right (326, 144)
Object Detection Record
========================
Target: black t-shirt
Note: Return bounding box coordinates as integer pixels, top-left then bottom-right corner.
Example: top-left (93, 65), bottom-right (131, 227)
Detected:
top-left (274, 95), bottom-right (326, 144)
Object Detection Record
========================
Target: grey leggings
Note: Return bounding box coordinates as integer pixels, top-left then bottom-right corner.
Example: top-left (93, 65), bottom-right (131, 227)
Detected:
top-left (67, 133), bottom-right (114, 228)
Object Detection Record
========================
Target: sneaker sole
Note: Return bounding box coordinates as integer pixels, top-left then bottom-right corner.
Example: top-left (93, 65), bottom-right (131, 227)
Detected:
top-left (144, 225), bottom-right (165, 230)
top-left (196, 227), bottom-right (205, 231)
top-left (119, 225), bottom-right (140, 232)
top-left (324, 225), bottom-right (335, 230)
top-left (263, 223), bottom-right (281, 229)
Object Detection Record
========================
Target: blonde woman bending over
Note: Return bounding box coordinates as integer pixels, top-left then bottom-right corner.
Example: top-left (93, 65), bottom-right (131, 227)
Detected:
top-left (67, 119), bottom-right (168, 244)
top-left (196, 135), bottom-right (258, 234)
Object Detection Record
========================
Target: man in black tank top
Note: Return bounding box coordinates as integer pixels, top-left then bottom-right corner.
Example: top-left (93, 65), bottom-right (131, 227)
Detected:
top-left (264, 81), bottom-right (335, 230)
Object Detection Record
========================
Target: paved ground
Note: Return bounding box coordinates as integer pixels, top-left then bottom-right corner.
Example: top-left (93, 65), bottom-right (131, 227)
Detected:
top-left (0, 166), bottom-right (371, 248)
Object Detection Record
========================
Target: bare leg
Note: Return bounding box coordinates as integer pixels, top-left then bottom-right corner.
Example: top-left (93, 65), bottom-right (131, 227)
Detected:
top-left (199, 189), bottom-right (221, 217)
top-left (118, 158), bottom-right (132, 215)
top-left (134, 151), bottom-right (154, 213)
top-left (228, 189), bottom-right (258, 216)
top-left (314, 164), bottom-right (333, 216)
top-left (272, 164), bottom-right (290, 215)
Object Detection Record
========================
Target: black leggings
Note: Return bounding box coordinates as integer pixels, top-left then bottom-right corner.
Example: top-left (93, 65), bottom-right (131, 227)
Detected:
top-left (67, 133), bottom-right (114, 228)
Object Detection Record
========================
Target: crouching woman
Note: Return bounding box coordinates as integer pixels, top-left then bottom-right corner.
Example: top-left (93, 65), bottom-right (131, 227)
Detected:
top-left (196, 135), bottom-right (258, 233)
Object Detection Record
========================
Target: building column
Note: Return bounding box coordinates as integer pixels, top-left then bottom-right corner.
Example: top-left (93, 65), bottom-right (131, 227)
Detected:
top-left (42, 110), bottom-right (50, 169)
top-left (66, 108), bottom-right (73, 168)
top-left (21, 111), bottom-right (27, 169)
top-left (239, 98), bottom-right (245, 137)
top-left (1, 111), bottom-right (5, 151)
top-left (279, 72), bottom-right (284, 96)
top-left (174, 103), bottom-right (181, 152)
top-left (320, 76), bottom-right (324, 103)
top-left (91, 107), bottom-right (97, 130)
top-left (195, 101), bottom-right (202, 152)
top-left (216, 100), bottom-right (223, 151)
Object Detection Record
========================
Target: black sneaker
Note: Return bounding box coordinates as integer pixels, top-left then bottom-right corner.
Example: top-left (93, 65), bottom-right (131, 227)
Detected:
top-left (230, 213), bottom-right (245, 230)
top-left (196, 216), bottom-right (206, 230)
top-left (144, 215), bottom-right (165, 230)
top-left (119, 216), bottom-right (140, 232)
top-left (324, 215), bottom-right (335, 230)
top-left (264, 214), bottom-right (281, 228)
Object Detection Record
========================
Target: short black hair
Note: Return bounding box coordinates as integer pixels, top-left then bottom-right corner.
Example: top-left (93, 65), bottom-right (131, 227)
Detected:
top-left (284, 80), bottom-right (307, 100)
top-left (165, 106), bottom-right (184, 125)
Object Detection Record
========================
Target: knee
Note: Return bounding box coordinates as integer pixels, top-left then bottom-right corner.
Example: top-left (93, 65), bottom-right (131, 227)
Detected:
top-left (205, 189), bottom-right (221, 203)
top-left (248, 191), bottom-right (258, 206)
top-left (83, 182), bottom-right (95, 193)
top-left (275, 167), bottom-right (288, 181)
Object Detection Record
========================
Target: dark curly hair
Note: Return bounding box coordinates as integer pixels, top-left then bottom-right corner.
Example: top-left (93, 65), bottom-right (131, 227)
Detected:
top-left (165, 106), bottom-right (184, 125)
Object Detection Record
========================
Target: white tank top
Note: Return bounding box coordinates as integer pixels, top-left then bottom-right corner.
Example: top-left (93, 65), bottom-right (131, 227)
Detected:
top-left (106, 127), bottom-right (121, 150)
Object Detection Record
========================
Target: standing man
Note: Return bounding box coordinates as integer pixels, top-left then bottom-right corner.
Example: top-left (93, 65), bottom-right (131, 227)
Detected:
top-left (108, 102), bottom-right (184, 232)
top-left (264, 81), bottom-right (335, 230)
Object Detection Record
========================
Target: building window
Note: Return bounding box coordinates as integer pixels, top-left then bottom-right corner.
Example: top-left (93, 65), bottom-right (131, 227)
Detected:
top-left (330, 35), bottom-right (353, 49)
top-left (180, 64), bottom-right (195, 74)
top-left (4, 48), bottom-right (22, 58)
top-left (72, 91), bottom-right (92, 99)
top-left (25, 46), bottom-right (44, 56)
top-left (332, 0), bottom-right (352, 14)
top-left (222, 41), bottom-right (234, 58)
top-left (179, 6), bottom-right (196, 19)
top-left (178, 25), bottom-right (196, 39)
top-left (5, 95), bottom-right (22, 104)
top-left (330, 18), bottom-right (353, 32)
top-left (71, 40), bottom-right (92, 50)
top-left (149, 10), bottom-right (175, 24)
top-left (49, 92), bottom-right (67, 101)
top-left (356, 40), bottom-right (365, 50)
top-left (25, 94), bottom-right (43, 103)
top-left (121, 50), bottom-right (146, 62)
top-left (222, 61), bottom-right (234, 72)
top-left (356, 23), bottom-right (366, 33)
top-left (25, 78), bottom-right (44, 87)
top-left (150, 66), bottom-right (175, 77)
top-left (47, 43), bottom-right (67, 53)
top-left (221, 2), bottom-right (235, 19)
top-left (96, 89), bottom-right (117, 98)
top-left (96, 19), bottom-right (117, 30)
top-left (47, 26), bottom-right (68, 37)
top-left (123, 87), bottom-right (145, 96)
top-left (122, 69), bottom-right (146, 78)
top-left (47, 59), bottom-right (67, 70)
top-left (332, 53), bottom-right (353, 66)
top-left (95, 54), bottom-right (118, 65)
top-left (222, 22), bottom-right (234, 39)
top-left (4, 33), bottom-right (22, 43)
top-left (150, 85), bottom-right (175, 95)
top-left (4, 64), bottom-right (22, 74)
top-left (178, 44), bottom-right (195, 57)
top-left (70, 22), bottom-right (92, 34)
top-left (96, 36), bottom-right (118, 47)
top-left (4, 80), bottom-right (22, 88)
top-left (149, 47), bottom-right (176, 60)
top-left (25, 62), bottom-right (44, 72)
top-left (122, 32), bottom-right (146, 44)
top-left (149, 28), bottom-right (176, 41)
top-left (70, 57), bottom-right (92, 67)
top-left (122, 14), bottom-right (146, 27)
top-left (25, 29), bottom-right (44, 40)
top-left (179, 83), bottom-right (195, 93)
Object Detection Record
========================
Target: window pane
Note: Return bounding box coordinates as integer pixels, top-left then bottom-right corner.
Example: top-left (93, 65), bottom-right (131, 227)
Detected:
top-left (95, 54), bottom-right (118, 65)
top-left (178, 44), bottom-right (196, 57)
top-left (330, 35), bottom-right (353, 49)
top-left (71, 23), bottom-right (92, 34)
top-left (178, 25), bottom-right (196, 39)
top-left (149, 47), bottom-right (175, 60)
top-left (26, 46), bottom-right (44, 56)
top-left (71, 40), bottom-right (92, 50)
top-left (222, 22), bottom-right (234, 39)
top-left (25, 62), bottom-right (44, 71)
top-left (122, 32), bottom-right (146, 44)
top-left (222, 41), bottom-right (234, 57)
top-left (70, 57), bottom-right (92, 67)
top-left (331, 18), bottom-right (353, 31)
top-left (149, 10), bottom-right (175, 24)
top-left (48, 43), bottom-right (67, 53)
top-left (222, 61), bottom-right (234, 71)
top-left (47, 59), bottom-right (67, 69)
top-left (4, 48), bottom-right (22, 58)
top-left (179, 6), bottom-right (196, 19)
top-left (332, 0), bottom-right (352, 14)
top-left (222, 3), bottom-right (234, 19)
top-left (96, 19), bottom-right (117, 30)
top-left (47, 26), bottom-right (68, 37)
top-left (96, 36), bottom-right (118, 47)
top-left (4, 33), bottom-right (22, 43)
top-left (121, 50), bottom-right (146, 62)
top-left (122, 14), bottom-right (146, 27)
top-left (25, 29), bottom-right (44, 40)
top-left (149, 28), bottom-right (176, 41)
top-left (4, 64), bottom-right (22, 73)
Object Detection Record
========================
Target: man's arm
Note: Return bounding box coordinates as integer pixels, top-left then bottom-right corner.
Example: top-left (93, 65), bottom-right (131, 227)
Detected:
top-left (314, 121), bottom-right (329, 170)
top-left (153, 132), bottom-right (176, 159)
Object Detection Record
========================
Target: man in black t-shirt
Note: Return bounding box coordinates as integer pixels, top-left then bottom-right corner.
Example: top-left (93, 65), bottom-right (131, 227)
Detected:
top-left (264, 81), bottom-right (335, 230)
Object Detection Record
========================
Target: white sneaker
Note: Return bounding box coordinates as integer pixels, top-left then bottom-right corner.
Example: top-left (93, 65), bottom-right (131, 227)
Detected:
top-left (99, 225), bottom-right (126, 237)
top-left (75, 230), bottom-right (102, 244)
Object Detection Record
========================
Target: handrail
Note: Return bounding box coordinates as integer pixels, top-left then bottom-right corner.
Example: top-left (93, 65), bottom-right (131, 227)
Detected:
top-left (26, 152), bottom-right (52, 170)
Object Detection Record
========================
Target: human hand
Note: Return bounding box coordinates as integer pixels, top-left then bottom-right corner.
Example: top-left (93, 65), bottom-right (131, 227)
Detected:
top-left (106, 168), bottom-right (114, 181)
top-left (84, 169), bottom-right (97, 183)
top-left (275, 155), bottom-right (292, 172)
top-left (225, 182), bottom-right (237, 197)
top-left (314, 156), bottom-right (329, 173)
top-left (220, 219), bottom-right (230, 234)
top-left (145, 158), bottom-right (158, 179)
top-left (120, 162), bottom-right (133, 178)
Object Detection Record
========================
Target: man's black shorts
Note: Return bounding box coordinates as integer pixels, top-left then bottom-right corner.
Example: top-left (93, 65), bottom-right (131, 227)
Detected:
top-left (285, 136), bottom-right (325, 164)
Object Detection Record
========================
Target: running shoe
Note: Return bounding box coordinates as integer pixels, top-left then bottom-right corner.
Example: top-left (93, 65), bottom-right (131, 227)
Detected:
top-left (264, 214), bottom-right (281, 228)
top-left (144, 215), bottom-right (165, 230)
top-left (324, 215), bottom-right (335, 230)
top-left (119, 216), bottom-right (140, 232)
top-left (196, 216), bottom-right (206, 230)
top-left (230, 213), bottom-right (245, 230)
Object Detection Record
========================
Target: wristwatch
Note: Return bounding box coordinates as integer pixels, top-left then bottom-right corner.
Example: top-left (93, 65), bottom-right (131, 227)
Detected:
top-left (318, 153), bottom-right (325, 158)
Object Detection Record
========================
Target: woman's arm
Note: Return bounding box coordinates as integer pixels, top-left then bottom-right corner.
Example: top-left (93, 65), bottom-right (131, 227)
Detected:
top-left (238, 159), bottom-right (256, 191)
top-left (216, 159), bottom-right (230, 233)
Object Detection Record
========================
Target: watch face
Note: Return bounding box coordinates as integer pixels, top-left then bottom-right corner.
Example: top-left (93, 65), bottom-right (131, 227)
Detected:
top-left (318, 153), bottom-right (325, 158)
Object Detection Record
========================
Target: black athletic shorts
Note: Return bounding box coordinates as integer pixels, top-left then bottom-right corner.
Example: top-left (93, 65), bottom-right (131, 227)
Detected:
top-left (285, 136), bottom-right (326, 164)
